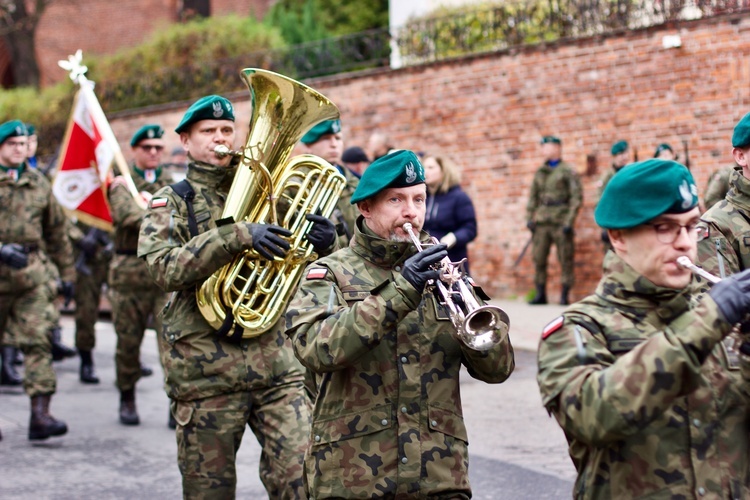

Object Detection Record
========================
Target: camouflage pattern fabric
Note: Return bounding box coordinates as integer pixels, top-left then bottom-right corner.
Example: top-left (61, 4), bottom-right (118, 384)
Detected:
top-left (332, 165), bottom-right (359, 247)
top-left (108, 167), bottom-right (173, 391)
top-left (526, 161), bottom-right (582, 287)
top-left (594, 166), bottom-right (617, 202)
top-left (0, 167), bottom-right (74, 396)
top-left (285, 218), bottom-right (515, 498)
top-left (703, 164), bottom-right (733, 212)
top-left (138, 159), bottom-right (310, 498)
top-left (537, 251), bottom-right (750, 499)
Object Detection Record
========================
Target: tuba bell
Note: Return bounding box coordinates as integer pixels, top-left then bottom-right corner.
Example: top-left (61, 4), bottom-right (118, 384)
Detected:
top-left (195, 68), bottom-right (346, 339)
top-left (403, 223), bottom-right (510, 351)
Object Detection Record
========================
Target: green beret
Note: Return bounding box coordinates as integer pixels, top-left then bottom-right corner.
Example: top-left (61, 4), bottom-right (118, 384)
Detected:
top-left (540, 136), bottom-right (561, 145)
top-left (24, 123), bottom-right (36, 136)
top-left (610, 140), bottom-right (628, 155)
top-left (595, 159), bottom-right (698, 229)
top-left (732, 112), bottom-right (750, 148)
top-left (130, 124), bottom-right (164, 147)
top-left (0, 120), bottom-right (28, 145)
top-left (653, 143), bottom-right (673, 157)
top-left (301, 119), bottom-right (341, 145)
top-left (175, 95), bottom-right (234, 134)
top-left (351, 150), bottom-right (425, 204)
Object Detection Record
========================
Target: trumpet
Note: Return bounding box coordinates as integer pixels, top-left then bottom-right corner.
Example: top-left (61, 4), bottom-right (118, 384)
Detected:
top-left (402, 223), bottom-right (510, 351)
top-left (676, 256), bottom-right (721, 284)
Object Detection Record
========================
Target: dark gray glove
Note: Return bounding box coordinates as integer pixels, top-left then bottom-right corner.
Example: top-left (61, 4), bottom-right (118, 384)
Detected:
top-left (59, 281), bottom-right (75, 307)
top-left (0, 243), bottom-right (28, 269)
top-left (305, 214), bottom-right (336, 253)
top-left (526, 221), bottom-right (536, 233)
top-left (244, 223), bottom-right (292, 260)
top-left (401, 243), bottom-right (448, 292)
top-left (708, 268), bottom-right (750, 325)
top-left (562, 226), bottom-right (573, 235)
top-left (78, 229), bottom-right (100, 257)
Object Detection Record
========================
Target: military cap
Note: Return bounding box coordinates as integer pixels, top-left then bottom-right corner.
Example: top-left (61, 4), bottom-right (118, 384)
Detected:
top-left (732, 112), bottom-right (750, 148)
top-left (653, 143), bottom-right (673, 157)
top-left (610, 140), bottom-right (629, 155)
top-left (351, 149), bottom-right (424, 204)
top-left (24, 123), bottom-right (36, 136)
top-left (175, 95), bottom-right (234, 134)
top-left (0, 120), bottom-right (28, 145)
top-left (301, 119), bottom-right (341, 145)
top-left (342, 146), bottom-right (369, 163)
top-left (595, 159), bottom-right (698, 229)
top-left (540, 136), bottom-right (561, 145)
top-left (130, 124), bottom-right (164, 147)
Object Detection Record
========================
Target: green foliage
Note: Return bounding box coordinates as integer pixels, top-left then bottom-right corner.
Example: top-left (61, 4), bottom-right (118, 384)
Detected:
top-left (317, 0), bottom-right (389, 35)
top-left (264, 0), bottom-right (331, 45)
top-left (265, 0), bottom-right (388, 41)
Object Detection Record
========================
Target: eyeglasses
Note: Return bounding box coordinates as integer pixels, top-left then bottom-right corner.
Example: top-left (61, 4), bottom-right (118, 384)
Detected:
top-left (646, 221), bottom-right (702, 244)
top-left (4, 140), bottom-right (28, 149)
top-left (139, 145), bottom-right (164, 152)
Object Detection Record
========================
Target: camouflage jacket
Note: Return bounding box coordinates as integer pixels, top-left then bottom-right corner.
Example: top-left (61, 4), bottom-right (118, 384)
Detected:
top-left (138, 159), bottom-right (306, 401)
top-left (537, 251), bottom-right (750, 499)
top-left (285, 218), bottom-right (515, 498)
top-left (0, 166), bottom-right (74, 293)
top-left (108, 166), bottom-right (173, 290)
top-left (333, 165), bottom-right (359, 246)
top-left (526, 161), bottom-right (582, 226)
top-left (595, 165), bottom-right (623, 203)
top-left (704, 164), bottom-right (734, 212)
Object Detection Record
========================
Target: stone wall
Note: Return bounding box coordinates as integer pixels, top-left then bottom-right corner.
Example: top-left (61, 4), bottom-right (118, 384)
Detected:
top-left (108, 13), bottom-right (750, 301)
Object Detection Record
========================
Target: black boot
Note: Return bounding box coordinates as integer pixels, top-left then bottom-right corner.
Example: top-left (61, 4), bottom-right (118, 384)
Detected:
top-left (29, 394), bottom-right (68, 440)
top-left (1, 346), bottom-right (23, 386)
top-left (560, 285), bottom-right (571, 306)
top-left (79, 350), bottom-right (100, 384)
top-left (528, 284), bottom-right (548, 305)
top-left (119, 389), bottom-right (140, 426)
top-left (50, 327), bottom-right (77, 362)
top-left (140, 364), bottom-right (154, 377)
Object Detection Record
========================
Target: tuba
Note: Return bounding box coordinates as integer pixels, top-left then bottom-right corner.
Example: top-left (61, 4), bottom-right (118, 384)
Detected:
top-left (403, 223), bottom-right (510, 351)
top-left (195, 68), bottom-right (346, 339)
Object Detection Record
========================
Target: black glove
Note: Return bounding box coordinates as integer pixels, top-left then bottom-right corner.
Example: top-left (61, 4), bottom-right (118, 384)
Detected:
top-left (78, 230), bottom-right (99, 257)
top-left (562, 226), bottom-right (573, 235)
top-left (245, 223), bottom-right (292, 261)
top-left (401, 243), bottom-right (448, 293)
top-left (305, 214), bottom-right (336, 253)
top-left (526, 221), bottom-right (536, 233)
top-left (59, 281), bottom-right (75, 307)
top-left (0, 243), bottom-right (28, 269)
top-left (708, 268), bottom-right (750, 325)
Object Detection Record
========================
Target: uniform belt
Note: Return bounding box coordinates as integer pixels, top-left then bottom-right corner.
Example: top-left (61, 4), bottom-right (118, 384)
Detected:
top-left (541, 200), bottom-right (567, 206)
top-left (115, 249), bottom-right (138, 256)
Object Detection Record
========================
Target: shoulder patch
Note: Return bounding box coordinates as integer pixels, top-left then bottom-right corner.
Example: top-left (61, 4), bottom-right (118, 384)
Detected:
top-left (150, 197), bottom-right (168, 209)
top-left (542, 316), bottom-right (564, 340)
top-left (306, 268), bottom-right (328, 280)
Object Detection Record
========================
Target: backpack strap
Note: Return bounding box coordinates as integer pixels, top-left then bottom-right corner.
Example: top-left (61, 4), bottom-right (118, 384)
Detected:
top-left (171, 179), bottom-right (198, 238)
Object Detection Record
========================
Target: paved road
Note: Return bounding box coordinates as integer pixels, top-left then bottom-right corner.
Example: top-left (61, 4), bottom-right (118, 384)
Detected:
top-left (0, 301), bottom-right (576, 499)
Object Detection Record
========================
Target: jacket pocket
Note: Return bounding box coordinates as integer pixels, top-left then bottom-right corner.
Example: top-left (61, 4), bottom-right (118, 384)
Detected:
top-left (312, 403), bottom-right (394, 445)
top-left (428, 404), bottom-right (468, 443)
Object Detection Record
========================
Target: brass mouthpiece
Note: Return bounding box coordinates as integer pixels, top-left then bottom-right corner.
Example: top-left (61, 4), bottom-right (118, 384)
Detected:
top-left (676, 256), bottom-right (721, 284)
top-left (214, 145), bottom-right (242, 158)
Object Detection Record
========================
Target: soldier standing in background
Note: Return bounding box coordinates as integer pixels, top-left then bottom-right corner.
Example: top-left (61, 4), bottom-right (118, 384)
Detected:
top-left (0, 120), bottom-right (75, 440)
top-left (138, 95), bottom-right (327, 497)
top-left (595, 140), bottom-right (631, 251)
top-left (526, 136), bottom-right (582, 305)
top-left (653, 142), bottom-right (676, 160)
top-left (704, 164), bottom-right (734, 211)
top-left (537, 159), bottom-right (750, 498)
top-left (109, 124), bottom-right (173, 426)
top-left (285, 150), bottom-right (514, 498)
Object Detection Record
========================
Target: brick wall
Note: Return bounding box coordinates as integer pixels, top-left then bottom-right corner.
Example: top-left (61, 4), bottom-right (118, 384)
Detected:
top-left (32, 0), bottom-right (273, 87)
top-left (108, 13), bottom-right (750, 301)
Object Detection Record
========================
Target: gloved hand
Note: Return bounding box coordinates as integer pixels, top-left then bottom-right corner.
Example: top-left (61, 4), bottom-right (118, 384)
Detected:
top-left (59, 281), bottom-right (75, 308)
top-left (562, 226), bottom-right (573, 235)
top-left (0, 243), bottom-right (28, 269)
top-left (526, 221), bottom-right (536, 233)
top-left (305, 214), bottom-right (336, 253)
top-left (78, 230), bottom-right (99, 258)
top-left (401, 243), bottom-right (448, 293)
top-left (708, 268), bottom-right (750, 325)
top-left (244, 223), bottom-right (292, 260)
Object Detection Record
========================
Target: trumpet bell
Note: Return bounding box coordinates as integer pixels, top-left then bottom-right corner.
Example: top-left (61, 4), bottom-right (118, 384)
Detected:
top-left (459, 305), bottom-right (510, 352)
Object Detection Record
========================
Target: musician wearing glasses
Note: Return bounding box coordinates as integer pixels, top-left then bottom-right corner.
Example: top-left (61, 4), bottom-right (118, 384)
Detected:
top-left (285, 150), bottom-right (515, 498)
top-left (107, 124), bottom-right (173, 426)
top-left (537, 159), bottom-right (750, 499)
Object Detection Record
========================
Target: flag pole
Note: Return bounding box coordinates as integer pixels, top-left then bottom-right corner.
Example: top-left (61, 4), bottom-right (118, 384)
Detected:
top-left (58, 50), bottom-right (147, 210)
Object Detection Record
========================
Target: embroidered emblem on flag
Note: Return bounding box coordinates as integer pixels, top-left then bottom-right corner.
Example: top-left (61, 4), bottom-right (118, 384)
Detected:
top-left (306, 268), bottom-right (328, 280)
top-left (150, 198), bottom-right (168, 208)
top-left (542, 316), bottom-right (564, 339)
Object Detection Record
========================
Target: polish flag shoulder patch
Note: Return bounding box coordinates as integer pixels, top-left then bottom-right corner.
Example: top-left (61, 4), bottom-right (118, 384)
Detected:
top-left (306, 268), bottom-right (328, 280)
top-left (542, 316), bottom-right (565, 340)
top-left (150, 197), bottom-right (168, 209)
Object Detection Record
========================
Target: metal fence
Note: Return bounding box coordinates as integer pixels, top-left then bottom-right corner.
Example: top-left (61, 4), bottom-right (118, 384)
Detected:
top-left (92, 1), bottom-right (750, 113)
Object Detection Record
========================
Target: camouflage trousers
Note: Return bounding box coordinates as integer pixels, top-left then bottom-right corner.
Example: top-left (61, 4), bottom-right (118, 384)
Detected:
top-left (74, 256), bottom-right (109, 351)
top-left (110, 287), bottom-right (167, 391)
top-left (532, 223), bottom-right (575, 287)
top-left (0, 283), bottom-right (56, 396)
top-left (174, 382), bottom-right (311, 500)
